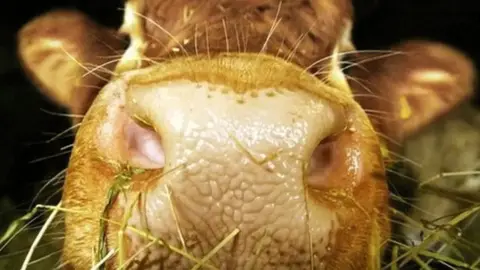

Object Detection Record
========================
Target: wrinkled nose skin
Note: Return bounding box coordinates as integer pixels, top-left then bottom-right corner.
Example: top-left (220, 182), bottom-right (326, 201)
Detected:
top-left (62, 54), bottom-right (389, 269)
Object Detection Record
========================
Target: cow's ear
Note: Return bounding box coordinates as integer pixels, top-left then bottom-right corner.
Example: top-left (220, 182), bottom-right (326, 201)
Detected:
top-left (17, 10), bottom-right (127, 123)
top-left (347, 40), bottom-right (476, 152)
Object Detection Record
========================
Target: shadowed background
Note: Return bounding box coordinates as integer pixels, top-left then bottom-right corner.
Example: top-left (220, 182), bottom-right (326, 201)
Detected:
top-left (0, 0), bottom-right (479, 269)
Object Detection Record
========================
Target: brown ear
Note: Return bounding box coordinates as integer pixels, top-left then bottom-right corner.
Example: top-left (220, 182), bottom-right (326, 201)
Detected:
top-left (17, 9), bottom-right (127, 122)
top-left (347, 40), bottom-right (476, 150)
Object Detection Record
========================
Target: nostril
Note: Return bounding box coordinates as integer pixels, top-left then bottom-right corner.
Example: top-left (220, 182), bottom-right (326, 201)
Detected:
top-left (123, 118), bottom-right (165, 169)
top-left (307, 135), bottom-right (339, 189)
top-left (309, 136), bottom-right (335, 173)
top-left (307, 115), bottom-right (366, 189)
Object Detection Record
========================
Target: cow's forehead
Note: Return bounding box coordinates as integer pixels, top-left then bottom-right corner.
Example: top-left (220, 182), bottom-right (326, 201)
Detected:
top-left (114, 0), bottom-right (355, 74)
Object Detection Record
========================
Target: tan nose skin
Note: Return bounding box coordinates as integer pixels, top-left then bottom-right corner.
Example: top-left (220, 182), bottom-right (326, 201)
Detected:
top-left (62, 53), bottom-right (389, 269)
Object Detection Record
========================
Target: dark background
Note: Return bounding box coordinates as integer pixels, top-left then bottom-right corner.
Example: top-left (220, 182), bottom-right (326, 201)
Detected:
top-left (0, 0), bottom-right (123, 210)
top-left (3, 0), bottom-right (479, 206)
top-left (0, 0), bottom-right (479, 267)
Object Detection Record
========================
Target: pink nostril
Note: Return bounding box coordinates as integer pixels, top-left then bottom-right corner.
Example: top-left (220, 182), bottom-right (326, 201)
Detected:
top-left (124, 118), bottom-right (165, 169)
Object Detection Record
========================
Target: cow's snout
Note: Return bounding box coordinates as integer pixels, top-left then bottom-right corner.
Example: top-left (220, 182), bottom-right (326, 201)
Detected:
top-left (62, 53), bottom-right (389, 269)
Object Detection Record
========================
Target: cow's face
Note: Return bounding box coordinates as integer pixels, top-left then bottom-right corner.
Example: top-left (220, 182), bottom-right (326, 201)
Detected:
top-left (17, 1), bottom-right (474, 269)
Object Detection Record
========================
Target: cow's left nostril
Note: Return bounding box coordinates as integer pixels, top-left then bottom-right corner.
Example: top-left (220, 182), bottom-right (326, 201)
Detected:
top-left (123, 117), bottom-right (165, 169)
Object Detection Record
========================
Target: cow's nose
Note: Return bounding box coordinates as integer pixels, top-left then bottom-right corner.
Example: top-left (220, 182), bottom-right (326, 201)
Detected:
top-left (64, 53), bottom-right (388, 269)
top-left (108, 53), bottom-right (351, 173)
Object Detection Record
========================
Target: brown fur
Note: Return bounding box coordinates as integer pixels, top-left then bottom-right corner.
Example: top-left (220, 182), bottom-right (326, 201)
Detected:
top-left (141, 0), bottom-right (352, 72)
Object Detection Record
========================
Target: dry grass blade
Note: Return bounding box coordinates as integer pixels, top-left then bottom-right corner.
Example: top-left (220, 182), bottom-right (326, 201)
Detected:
top-left (410, 247), bottom-right (477, 269)
top-left (391, 245), bottom-right (399, 270)
top-left (0, 208), bottom-right (39, 247)
top-left (386, 204), bottom-right (480, 269)
top-left (33, 204), bottom-right (218, 269)
top-left (412, 254), bottom-right (432, 270)
top-left (91, 163), bottom-right (221, 269)
top-left (190, 228), bottom-right (240, 270)
top-left (91, 249), bottom-right (117, 270)
top-left (419, 171), bottom-right (480, 188)
top-left (117, 240), bottom-right (156, 269)
top-left (473, 257), bottom-right (480, 268)
top-left (117, 192), bottom-right (141, 268)
top-left (386, 240), bottom-right (477, 270)
top-left (166, 185), bottom-right (187, 252)
top-left (97, 167), bottom-right (138, 267)
top-left (20, 201), bottom-right (62, 270)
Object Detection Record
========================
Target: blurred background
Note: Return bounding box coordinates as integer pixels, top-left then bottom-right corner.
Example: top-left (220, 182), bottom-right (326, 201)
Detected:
top-left (0, 0), bottom-right (479, 269)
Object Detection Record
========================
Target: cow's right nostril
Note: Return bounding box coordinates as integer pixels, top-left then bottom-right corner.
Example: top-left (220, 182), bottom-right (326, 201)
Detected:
top-left (123, 117), bottom-right (165, 169)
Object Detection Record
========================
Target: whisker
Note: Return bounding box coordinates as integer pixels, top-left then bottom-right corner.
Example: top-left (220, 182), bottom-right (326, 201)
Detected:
top-left (260, 1), bottom-right (283, 54)
top-left (341, 51), bottom-right (405, 72)
top-left (46, 124), bottom-right (80, 143)
top-left (363, 109), bottom-right (392, 116)
top-left (30, 169), bottom-right (67, 209)
top-left (376, 132), bottom-right (402, 148)
top-left (94, 53), bottom-right (127, 62)
top-left (122, 8), bottom-right (189, 57)
top-left (145, 32), bottom-right (177, 60)
top-left (364, 113), bottom-right (395, 122)
top-left (341, 74), bottom-right (379, 95)
top-left (26, 249), bottom-right (63, 267)
top-left (233, 22), bottom-right (241, 53)
top-left (59, 47), bottom-right (110, 83)
top-left (39, 108), bottom-right (84, 119)
top-left (351, 93), bottom-right (386, 100)
top-left (0, 242), bottom-right (59, 259)
top-left (88, 28), bottom-right (129, 52)
top-left (194, 23), bottom-right (200, 56)
top-left (242, 22), bottom-right (249, 53)
top-left (29, 150), bottom-right (71, 164)
top-left (222, 18), bottom-right (230, 53)
top-left (275, 34), bottom-right (287, 58)
top-left (81, 59), bottom-right (121, 78)
top-left (60, 144), bottom-right (74, 151)
top-left (205, 23), bottom-right (211, 59)
top-left (390, 153), bottom-right (422, 168)
top-left (285, 25), bottom-right (314, 62)
top-left (387, 168), bottom-right (418, 182)
top-left (304, 49), bottom-right (402, 72)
